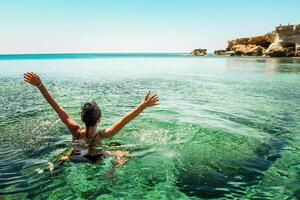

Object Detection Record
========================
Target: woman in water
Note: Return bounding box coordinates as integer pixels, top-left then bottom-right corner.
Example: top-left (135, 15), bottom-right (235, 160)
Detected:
top-left (24, 72), bottom-right (159, 165)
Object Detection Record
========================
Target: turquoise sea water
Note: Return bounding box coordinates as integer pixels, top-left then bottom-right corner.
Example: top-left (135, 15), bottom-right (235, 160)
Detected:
top-left (0, 54), bottom-right (299, 199)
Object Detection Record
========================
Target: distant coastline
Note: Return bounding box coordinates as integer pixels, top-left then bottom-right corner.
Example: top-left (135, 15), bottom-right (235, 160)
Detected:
top-left (1, 53), bottom-right (300, 60)
top-left (191, 24), bottom-right (300, 58)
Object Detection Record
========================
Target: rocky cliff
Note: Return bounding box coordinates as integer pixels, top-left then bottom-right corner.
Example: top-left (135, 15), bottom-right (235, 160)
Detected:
top-left (215, 24), bottom-right (300, 57)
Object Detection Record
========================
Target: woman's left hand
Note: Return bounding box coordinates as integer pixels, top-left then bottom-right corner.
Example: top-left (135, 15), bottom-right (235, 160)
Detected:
top-left (24, 72), bottom-right (42, 87)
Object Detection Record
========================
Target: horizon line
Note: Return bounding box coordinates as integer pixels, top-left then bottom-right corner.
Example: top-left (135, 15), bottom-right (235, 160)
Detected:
top-left (0, 52), bottom-right (194, 56)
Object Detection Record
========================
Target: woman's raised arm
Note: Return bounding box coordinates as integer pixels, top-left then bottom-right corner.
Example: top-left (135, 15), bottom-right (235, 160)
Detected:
top-left (99, 91), bottom-right (159, 139)
top-left (24, 72), bottom-right (80, 135)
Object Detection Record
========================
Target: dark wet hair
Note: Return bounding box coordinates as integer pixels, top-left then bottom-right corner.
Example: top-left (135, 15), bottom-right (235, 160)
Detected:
top-left (81, 101), bottom-right (101, 127)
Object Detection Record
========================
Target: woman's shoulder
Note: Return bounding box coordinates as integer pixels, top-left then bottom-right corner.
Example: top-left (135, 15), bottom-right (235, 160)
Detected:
top-left (92, 129), bottom-right (105, 143)
top-left (73, 127), bottom-right (86, 140)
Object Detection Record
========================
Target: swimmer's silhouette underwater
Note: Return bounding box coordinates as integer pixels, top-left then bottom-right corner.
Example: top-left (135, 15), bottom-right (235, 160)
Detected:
top-left (23, 72), bottom-right (159, 169)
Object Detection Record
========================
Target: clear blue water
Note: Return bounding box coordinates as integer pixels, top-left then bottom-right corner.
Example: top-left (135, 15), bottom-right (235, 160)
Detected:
top-left (0, 54), bottom-right (299, 199)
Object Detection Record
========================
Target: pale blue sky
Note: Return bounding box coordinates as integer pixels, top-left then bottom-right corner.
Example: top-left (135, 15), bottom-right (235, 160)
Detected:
top-left (0, 0), bottom-right (299, 53)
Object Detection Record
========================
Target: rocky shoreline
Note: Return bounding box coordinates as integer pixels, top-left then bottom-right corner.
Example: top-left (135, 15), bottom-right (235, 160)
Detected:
top-left (192, 24), bottom-right (300, 57)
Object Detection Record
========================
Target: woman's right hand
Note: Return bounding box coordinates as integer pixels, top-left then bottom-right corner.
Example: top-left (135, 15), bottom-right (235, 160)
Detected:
top-left (24, 72), bottom-right (42, 87)
top-left (143, 91), bottom-right (159, 107)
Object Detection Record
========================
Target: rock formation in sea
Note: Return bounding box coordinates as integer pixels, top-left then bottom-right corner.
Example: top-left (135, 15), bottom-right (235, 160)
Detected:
top-left (191, 49), bottom-right (207, 56)
top-left (215, 24), bottom-right (300, 57)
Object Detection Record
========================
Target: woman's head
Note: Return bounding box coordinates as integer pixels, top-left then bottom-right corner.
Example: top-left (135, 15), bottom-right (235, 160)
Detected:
top-left (81, 101), bottom-right (101, 127)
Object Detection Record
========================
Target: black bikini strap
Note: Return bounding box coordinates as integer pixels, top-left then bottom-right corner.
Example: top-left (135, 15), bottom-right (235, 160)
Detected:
top-left (76, 131), bottom-right (80, 140)
top-left (89, 133), bottom-right (98, 147)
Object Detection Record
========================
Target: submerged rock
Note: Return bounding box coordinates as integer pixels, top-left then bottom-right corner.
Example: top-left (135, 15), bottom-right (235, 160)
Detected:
top-left (191, 49), bottom-right (207, 56)
top-left (215, 24), bottom-right (300, 57)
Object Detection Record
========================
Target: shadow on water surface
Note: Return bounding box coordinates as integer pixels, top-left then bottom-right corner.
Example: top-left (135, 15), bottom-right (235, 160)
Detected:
top-left (176, 138), bottom-right (285, 199)
top-left (176, 111), bottom-right (293, 199)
